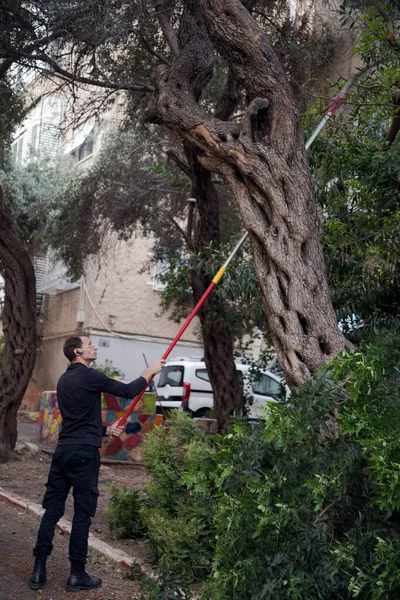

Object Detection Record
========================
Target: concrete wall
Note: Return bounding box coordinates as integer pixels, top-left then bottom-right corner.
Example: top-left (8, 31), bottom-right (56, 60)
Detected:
top-left (43, 288), bottom-right (81, 336)
top-left (81, 234), bottom-right (199, 339)
top-left (24, 336), bottom-right (71, 408)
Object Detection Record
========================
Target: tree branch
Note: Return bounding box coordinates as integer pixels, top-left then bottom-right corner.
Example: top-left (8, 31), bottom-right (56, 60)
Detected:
top-left (314, 502), bottom-right (335, 524)
top-left (0, 58), bottom-right (13, 79)
top-left (30, 53), bottom-right (154, 93)
top-left (214, 67), bottom-right (239, 120)
top-left (139, 33), bottom-right (171, 66)
top-left (0, 31), bottom-right (64, 62)
top-left (154, 0), bottom-right (180, 57)
top-left (369, 0), bottom-right (397, 43)
top-left (0, 184), bottom-right (5, 210)
top-left (167, 213), bottom-right (194, 250)
top-left (167, 149), bottom-right (191, 177)
top-left (383, 90), bottom-right (400, 146)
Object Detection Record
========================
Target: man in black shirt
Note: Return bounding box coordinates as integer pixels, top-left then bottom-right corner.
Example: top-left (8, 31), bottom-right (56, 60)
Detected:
top-left (29, 335), bottom-right (164, 592)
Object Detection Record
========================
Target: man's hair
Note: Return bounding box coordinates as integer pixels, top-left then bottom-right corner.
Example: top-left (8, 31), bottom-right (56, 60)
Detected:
top-left (63, 336), bottom-right (83, 362)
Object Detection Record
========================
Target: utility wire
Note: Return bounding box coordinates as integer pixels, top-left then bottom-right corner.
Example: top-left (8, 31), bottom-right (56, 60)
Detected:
top-left (81, 276), bottom-right (133, 339)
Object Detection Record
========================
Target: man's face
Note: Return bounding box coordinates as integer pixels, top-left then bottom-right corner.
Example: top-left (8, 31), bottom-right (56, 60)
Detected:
top-left (78, 336), bottom-right (97, 363)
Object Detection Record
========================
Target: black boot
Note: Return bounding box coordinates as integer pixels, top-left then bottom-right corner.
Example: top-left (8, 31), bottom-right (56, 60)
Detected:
top-left (66, 572), bottom-right (102, 592)
top-left (29, 558), bottom-right (47, 590)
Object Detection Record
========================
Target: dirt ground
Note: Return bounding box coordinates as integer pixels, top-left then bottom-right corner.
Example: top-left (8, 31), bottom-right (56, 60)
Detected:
top-left (0, 499), bottom-right (143, 600)
top-left (0, 420), bottom-right (154, 599)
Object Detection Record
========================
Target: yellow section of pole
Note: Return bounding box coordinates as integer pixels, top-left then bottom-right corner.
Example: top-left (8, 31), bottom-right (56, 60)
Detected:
top-left (212, 266), bottom-right (227, 284)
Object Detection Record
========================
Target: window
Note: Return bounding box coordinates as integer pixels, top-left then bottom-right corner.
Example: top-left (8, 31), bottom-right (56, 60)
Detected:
top-left (158, 365), bottom-right (184, 387)
top-left (196, 368), bottom-right (243, 384)
top-left (30, 124), bottom-right (38, 151)
top-left (147, 251), bottom-right (190, 292)
top-left (71, 135), bottom-right (94, 162)
top-left (147, 259), bottom-right (169, 292)
top-left (64, 117), bottom-right (95, 162)
top-left (252, 374), bottom-right (282, 398)
top-left (12, 136), bottom-right (24, 165)
top-left (196, 369), bottom-right (210, 382)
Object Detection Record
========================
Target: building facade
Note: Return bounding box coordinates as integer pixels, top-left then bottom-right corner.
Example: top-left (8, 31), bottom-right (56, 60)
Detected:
top-left (11, 84), bottom-right (202, 409)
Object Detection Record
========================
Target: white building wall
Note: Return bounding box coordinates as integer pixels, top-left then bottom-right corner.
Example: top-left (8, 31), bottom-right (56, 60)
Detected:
top-left (91, 330), bottom-right (202, 383)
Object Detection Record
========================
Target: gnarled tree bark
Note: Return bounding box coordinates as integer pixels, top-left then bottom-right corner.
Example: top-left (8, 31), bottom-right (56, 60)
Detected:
top-left (186, 150), bottom-right (244, 428)
top-left (150, 1), bottom-right (246, 429)
top-left (0, 185), bottom-right (37, 462)
top-left (147, 0), bottom-right (352, 387)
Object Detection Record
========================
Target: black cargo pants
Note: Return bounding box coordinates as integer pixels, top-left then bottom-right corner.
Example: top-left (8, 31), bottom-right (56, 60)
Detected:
top-left (33, 444), bottom-right (100, 568)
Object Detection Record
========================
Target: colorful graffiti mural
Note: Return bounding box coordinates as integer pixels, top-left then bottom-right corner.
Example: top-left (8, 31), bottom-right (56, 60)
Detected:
top-left (37, 391), bottom-right (163, 463)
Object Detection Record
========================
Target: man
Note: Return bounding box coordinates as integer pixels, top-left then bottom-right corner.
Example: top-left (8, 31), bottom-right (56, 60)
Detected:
top-left (29, 335), bottom-right (164, 592)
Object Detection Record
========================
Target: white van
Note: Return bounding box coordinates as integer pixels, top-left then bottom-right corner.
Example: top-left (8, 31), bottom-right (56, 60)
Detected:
top-left (155, 357), bottom-right (288, 419)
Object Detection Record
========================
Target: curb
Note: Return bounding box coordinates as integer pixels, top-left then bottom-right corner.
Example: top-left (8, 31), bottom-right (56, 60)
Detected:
top-left (0, 486), bottom-right (148, 575)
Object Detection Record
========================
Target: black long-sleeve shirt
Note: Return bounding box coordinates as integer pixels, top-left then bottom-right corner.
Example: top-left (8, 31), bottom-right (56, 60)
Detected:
top-left (56, 363), bottom-right (147, 447)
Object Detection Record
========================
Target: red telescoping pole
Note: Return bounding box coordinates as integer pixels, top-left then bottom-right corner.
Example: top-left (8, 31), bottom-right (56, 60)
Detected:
top-left (305, 62), bottom-right (376, 150)
top-left (118, 232), bottom-right (249, 427)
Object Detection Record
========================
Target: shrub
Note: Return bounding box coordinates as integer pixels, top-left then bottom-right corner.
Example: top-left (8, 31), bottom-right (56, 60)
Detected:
top-left (105, 484), bottom-right (146, 538)
top-left (201, 330), bottom-right (400, 599)
top-left (112, 331), bottom-right (400, 599)
top-left (140, 411), bottom-right (216, 593)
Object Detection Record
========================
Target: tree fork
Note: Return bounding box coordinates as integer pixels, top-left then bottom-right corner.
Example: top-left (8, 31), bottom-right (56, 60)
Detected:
top-left (147, 0), bottom-right (352, 387)
top-left (151, 0), bottom-right (247, 429)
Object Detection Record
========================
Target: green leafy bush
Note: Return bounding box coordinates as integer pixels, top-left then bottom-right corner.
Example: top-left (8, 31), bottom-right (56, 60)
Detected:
top-left (140, 411), bottom-right (216, 594)
top-left (200, 330), bottom-right (400, 600)
top-left (110, 332), bottom-right (400, 599)
top-left (105, 484), bottom-right (146, 538)
top-left (92, 359), bottom-right (124, 379)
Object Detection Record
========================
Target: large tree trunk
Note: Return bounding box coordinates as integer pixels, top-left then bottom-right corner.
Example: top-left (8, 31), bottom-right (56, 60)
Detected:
top-left (0, 186), bottom-right (37, 462)
top-left (147, 0), bottom-right (352, 388)
top-left (186, 149), bottom-right (244, 429)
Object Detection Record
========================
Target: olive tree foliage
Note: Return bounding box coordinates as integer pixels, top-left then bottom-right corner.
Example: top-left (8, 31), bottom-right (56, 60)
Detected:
top-left (2, 153), bottom-right (78, 255)
top-left (1, 0), bottom-right (343, 429)
top-left (0, 0), bottom-right (92, 459)
top-left (307, 0), bottom-right (400, 339)
top-left (53, 125), bottom-right (268, 339)
top-left (0, 152), bottom-right (77, 462)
